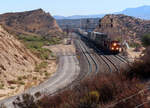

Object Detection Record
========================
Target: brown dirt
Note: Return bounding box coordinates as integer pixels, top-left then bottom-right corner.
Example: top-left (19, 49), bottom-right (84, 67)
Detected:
top-left (0, 26), bottom-right (57, 100)
top-left (126, 47), bottom-right (145, 60)
top-left (43, 44), bottom-right (76, 56)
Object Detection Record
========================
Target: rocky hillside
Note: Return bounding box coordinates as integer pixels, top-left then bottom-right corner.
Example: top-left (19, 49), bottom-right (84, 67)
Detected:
top-left (0, 9), bottom-right (62, 37)
top-left (0, 25), bottom-right (40, 97)
top-left (95, 14), bottom-right (150, 41)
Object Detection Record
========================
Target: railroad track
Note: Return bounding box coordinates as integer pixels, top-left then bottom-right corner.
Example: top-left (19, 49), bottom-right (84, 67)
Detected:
top-left (0, 34), bottom-right (100, 108)
top-left (96, 49), bottom-right (119, 72)
top-left (78, 39), bottom-right (99, 74)
top-left (94, 53), bottom-right (112, 73)
top-left (114, 54), bottom-right (129, 64)
top-left (77, 33), bottom-right (117, 74)
top-left (80, 34), bottom-right (128, 73)
top-left (47, 35), bottom-right (99, 96)
top-left (0, 33), bottom-right (129, 108)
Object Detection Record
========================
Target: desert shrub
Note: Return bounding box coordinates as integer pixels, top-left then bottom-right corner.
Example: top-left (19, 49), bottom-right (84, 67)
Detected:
top-left (13, 50), bottom-right (150, 108)
top-left (19, 35), bottom-right (61, 45)
top-left (18, 35), bottom-right (60, 60)
top-left (124, 48), bottom-right (150, 80)
top-left (35, 61), bottom-right (48, 72)
top-left (18, 35), bottom-right (44, 42)
top-left (10, 86), bottom-right (15, 89)
top-left (17, 76), bottom-right (23, 81)
top-left (25, 41), bottom-right (52, 60)
top-left (13, 72), bottom-right (146, 108)
top-left (13, 94), bottom-right (39, 108)
top-left (124, 61), bottom-right (150, 80)
top-left (7, 80), bottom-right (18, 84)
top-left (78, 91), bottom-right (99, 108)
top-left (25, 41), bottom-right (43, 49)
top-left (141, 34), bottom-right (150, 46)
top-left (48, 37), bottom-right (61, 45)
top-left (129, 42), bottom-right (140, 48)
top-left (30, 48), bottom-right (52, 60)
top-left (0, 83), bottom-right (4, 89)
top-left (19, 81), bottom-right (25, 85)
top-left (39, 95), bottom-right (63, 108)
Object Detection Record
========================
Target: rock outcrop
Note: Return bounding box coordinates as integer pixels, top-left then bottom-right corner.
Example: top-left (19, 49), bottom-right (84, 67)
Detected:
top-left (0, 9), bottom-right (62, 37)
top-left (95, 14), bottom-right (150, 41)
top-left (0, 25), bottom-right (40, 96)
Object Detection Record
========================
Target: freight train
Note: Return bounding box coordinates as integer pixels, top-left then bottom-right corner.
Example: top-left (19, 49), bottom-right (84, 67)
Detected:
top-left (78, 29), bottom-right (122, 53)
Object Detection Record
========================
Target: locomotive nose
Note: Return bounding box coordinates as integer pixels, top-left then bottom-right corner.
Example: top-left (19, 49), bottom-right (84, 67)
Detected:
top-left (111, 47), bottom-right (114, 50)
top-left (113, 43), bottom-right (117, 46)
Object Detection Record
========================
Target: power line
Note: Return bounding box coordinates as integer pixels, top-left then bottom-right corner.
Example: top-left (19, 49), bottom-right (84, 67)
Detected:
top-left (104, 87), bottom-right (150, 108)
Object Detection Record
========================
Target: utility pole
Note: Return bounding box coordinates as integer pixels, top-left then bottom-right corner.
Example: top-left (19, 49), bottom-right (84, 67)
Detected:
top-left (80, 19), bottom-right (81, 29)
top-left (66, 25), bottom-right (69, 36)
top-left (86, 19), bottom-right (90, 32)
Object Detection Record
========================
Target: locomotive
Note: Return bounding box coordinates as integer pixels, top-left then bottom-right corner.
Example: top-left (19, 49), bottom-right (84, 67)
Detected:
top-left (78, 29), bottom-right (122, 53)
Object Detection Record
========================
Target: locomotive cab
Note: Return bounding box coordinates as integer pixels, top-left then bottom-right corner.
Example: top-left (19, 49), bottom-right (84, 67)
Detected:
top-left (110, 41), bottom-right (121, 53)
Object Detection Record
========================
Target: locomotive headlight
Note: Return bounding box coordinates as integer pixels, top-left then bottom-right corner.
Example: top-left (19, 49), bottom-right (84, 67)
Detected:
top-left (113, 43), bottom-right (117, 46)
top-left (111, 47), bottom-right (114, 50)
top-left (116, 47), bottom-right (119, 50)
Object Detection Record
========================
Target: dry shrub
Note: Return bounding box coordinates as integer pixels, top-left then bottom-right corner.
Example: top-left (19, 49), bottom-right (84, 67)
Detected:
top-left (125, 47), bottom-right (150, 80)
top-left (39, 90), bottom-right (78, 108)
top-left (37, 72), bottom-right (144, 108)
top-left (14, 48), bottom-right (150, 108)
top-left (13, 94), bottom-right (38, 108)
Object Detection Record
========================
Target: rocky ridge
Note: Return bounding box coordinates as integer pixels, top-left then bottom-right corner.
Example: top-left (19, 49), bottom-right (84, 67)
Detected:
top-left (0, 9), bottom-right (62, 37)
top-left (95, 14), bottom-right (150, 41)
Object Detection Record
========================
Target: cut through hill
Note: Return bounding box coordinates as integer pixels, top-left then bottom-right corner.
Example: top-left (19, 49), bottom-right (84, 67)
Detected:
top-left (0, 25), bottom-right (57, 100)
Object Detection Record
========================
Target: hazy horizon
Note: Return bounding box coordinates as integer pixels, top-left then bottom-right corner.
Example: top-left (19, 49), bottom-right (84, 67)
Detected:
top-left (1, 0), bottom-right (150, 16)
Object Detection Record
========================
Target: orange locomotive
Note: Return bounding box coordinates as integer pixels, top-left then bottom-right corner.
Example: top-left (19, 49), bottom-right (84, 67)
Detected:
top-left (78, 29), bottom-right (122, 53)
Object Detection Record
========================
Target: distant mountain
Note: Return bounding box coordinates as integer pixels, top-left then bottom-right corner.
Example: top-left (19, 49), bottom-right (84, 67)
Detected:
top-left (54, 15), bottom-right (66, 19)
top-left (0, 9), bottom-right (62, 37)
top-left (57, 18), bottom-right (100, 30)
top-left (54, 14), bottom-right (105, 19)
top-left (120, 5), bottom-right (150, 20)
top-left (54, 5), bottom-right (150, 20)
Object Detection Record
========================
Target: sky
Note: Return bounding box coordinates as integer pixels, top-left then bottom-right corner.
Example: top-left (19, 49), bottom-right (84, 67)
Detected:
top-left (0, 0), bottom-right (150, 16)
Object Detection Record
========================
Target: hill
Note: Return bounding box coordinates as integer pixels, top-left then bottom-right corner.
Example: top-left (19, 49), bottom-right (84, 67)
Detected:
top-left (54, 14), bottom-right (105, 19)
top-left (0, 25), bottom-right (40, 98)
top-left (0, 9), bottom-right (62, 37)
top-left (95, 14), bottom-right (150, 43)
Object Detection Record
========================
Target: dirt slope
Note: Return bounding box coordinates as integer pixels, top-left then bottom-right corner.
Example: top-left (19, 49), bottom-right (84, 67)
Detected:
top-left (0, 25), bottom-right (40, 98)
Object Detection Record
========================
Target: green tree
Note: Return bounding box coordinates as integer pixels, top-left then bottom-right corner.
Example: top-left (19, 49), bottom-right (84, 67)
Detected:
top-left (141, 34), bottom-right (150, 46)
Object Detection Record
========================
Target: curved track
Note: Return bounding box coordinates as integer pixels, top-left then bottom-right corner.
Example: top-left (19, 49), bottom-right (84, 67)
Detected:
top-left (78, 40), bottom-right (99, 74)
top-left (0, 33), bottom-right (100, 108)
top-left (78, 33), bottom-right (129, 73)
top-left (0, 33), bottom-right (129, 108)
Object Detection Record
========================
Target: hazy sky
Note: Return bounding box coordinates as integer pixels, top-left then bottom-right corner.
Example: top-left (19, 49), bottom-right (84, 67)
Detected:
top-left (0, 0), bottom-right (150, 16)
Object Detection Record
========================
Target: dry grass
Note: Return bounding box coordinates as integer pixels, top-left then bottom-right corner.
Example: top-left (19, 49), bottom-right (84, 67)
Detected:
top-left (35, 72), bottom-right (147, 108)
top-left (13, 48), bottom-right (150, 108)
